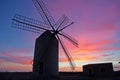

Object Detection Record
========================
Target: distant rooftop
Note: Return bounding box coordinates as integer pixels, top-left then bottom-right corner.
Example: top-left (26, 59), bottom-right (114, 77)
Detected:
top-left (84, 62), bottom-right (112, 66)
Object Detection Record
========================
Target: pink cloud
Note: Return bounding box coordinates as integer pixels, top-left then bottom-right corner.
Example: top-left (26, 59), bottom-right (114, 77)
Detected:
top-left (0, 59), bottom-right (5, 63)
top-left (0, 49), bottom-right (33, 65)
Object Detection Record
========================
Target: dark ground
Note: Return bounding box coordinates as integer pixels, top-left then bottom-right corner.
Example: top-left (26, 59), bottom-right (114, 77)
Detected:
top-left (0, 71), bottom-right (120, 80)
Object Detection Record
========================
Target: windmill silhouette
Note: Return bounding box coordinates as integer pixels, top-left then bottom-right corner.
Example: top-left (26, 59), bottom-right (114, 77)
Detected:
top-left (12, 0), bottom-right (78, 78)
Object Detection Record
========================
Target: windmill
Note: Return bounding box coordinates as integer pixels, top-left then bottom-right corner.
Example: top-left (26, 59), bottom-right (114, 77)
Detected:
top-left (12, 0), bottom-right (78, 78)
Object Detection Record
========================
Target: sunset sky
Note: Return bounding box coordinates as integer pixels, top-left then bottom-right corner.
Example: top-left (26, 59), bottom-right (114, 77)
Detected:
top-left (0, 0), bottom-right (120, 72)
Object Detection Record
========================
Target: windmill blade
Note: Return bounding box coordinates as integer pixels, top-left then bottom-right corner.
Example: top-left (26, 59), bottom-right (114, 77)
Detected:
top-left (59, 31), bottom-right (78, 47)
top-left (13, 14), bottom-right (50, 30)
top-left (58, 22), bottom-right (74, 31)
top-left (54, 15), bottom-right (69, 30)
top-left (56, 35), bottom-right (75, 70)
top-left (12, 15), bottom-right (50, 31)
top-left (32, 0), bottom-right (56, 31)
top-left (12, 20), bottom-right (42, 34)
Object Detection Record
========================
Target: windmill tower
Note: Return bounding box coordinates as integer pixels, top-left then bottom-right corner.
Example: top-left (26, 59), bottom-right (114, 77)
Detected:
top-left (12, 0), bottom-right (78, 78)
top-left (33, 30), bottom-right (59, 77)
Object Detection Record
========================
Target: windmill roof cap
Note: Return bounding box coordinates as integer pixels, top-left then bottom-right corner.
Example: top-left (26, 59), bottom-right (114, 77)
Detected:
top-left (38, 30), bottom-right (55, 38)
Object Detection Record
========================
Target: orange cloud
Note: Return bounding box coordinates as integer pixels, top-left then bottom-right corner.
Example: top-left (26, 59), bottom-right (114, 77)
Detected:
top-left (59, 66), bottom-right (83, 72)
top-left (0, 62), bottom-right (32, 72)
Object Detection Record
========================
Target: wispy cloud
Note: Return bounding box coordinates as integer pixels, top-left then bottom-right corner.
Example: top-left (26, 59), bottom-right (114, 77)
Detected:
top-left (0, 49), bottom-right (33, 65)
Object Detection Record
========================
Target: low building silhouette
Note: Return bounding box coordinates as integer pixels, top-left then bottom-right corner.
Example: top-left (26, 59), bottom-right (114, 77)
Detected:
top-left (83, 63), bottom-right (113, 77)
